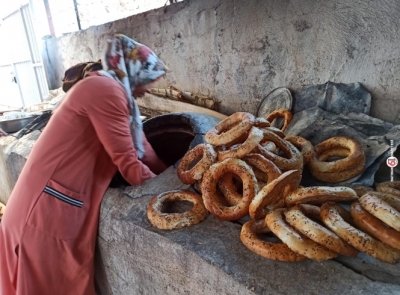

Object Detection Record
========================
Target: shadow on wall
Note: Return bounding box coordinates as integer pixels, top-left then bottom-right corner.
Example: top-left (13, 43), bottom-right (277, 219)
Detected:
top-left (41, 35), bottom-right (61, 90)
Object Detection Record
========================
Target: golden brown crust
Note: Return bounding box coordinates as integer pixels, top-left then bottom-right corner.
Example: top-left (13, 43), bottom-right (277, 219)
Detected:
top-left (249, 170), bottom-right (302, 220)
top-left (359, 192), bottom-right (400, 231)
top-left (218, 152), bottom-right (283, 206)
top-left (351, 201), bottom-right (400, 251)
top-left (260, 126), bottom-right (285, 138)
top-left (254, 130), bottom-right (303, 171)
top-left (205, 112), bottom-right (255, 146)
top-left (202, 158), bottom-right (258, 221)
top-left (320, 202), bottom-right (400, 264)
top-left (218, 173), bottom-right (243, 206)
top-left (309, 165), bottom-right (365, 183)
top-left (285, 204), bottom-right (358, 257)
top-left (376, 181), bottom-right (400, 197)
top-left (265, 109), bottom-right (293, 133)
top-left (334, 184), bottom-right (374, 197)
top-left (284, 135), bottom-right (314, 165)
top-left (310, 137), bottom-right (365, 172)
top-left (254, 117), bottom-right (271, 128)
top-left (265, 208), bottom-right (338, 261)
top-left (243, 153), bottom-right (282, 183)
top-left (308, 137), bottom-right (366, 183)
top-left (217, 127), bottom-right (263, 161)
top-left (177, 143), bottom-right (217, 184)
top-left (147, 190), bottom-right (208, 230)
top-left (253, 140), bottom-right (278, 155)
top-left (285, 186), bottom-right (358, 207)
top-left (240, 220), bottom-right (306, 262)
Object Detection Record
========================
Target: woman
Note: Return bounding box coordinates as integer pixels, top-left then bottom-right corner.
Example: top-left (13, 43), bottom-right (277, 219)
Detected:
top-left (0, 34), bottom-right (168, 295)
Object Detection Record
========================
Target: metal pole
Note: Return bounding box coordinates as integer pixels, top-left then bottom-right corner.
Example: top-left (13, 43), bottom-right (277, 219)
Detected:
top-left (20, 5), bottom-right (43, 103)
top-left (12, 63), bottom-right (26, 108)
top-left (73, 0), bottom-right (81, 30)
top-left (43, 0), bottom-right (55, 36)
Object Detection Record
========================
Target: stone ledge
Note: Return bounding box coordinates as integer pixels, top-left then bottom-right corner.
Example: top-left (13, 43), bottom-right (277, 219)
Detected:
top-left (0, 131), bottom-right (40, 204)
top-left (95, 168), bottom-right (400, 295)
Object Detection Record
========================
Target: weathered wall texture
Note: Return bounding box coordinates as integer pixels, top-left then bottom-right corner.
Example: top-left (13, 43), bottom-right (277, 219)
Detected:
top-left (0, 132), bottom-right (39, 205)
top-left (43, 0), bottom-right (400, 123)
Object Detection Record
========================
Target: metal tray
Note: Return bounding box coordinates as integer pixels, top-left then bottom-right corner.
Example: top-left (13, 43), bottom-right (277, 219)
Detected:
top-left (256, 87), bottom-right (293, 128)
top-left (0, 116), bottom-right (38, 133)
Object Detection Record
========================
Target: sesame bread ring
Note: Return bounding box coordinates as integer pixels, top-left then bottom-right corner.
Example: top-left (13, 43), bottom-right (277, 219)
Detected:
top-left (309, 165), bottom-right (365, 183)
top-left (261, 126), bottom-right (285, 138)
top-left (284, 204), bottom-right (358, 257)
top-left (253, 140), bottom-right (278, 155)
top-left (217, 127), bottom-right (263, 161)
top-left (359, 192), bottom-right (400, 231)
top-left (255, 130), bottom-right (303, 171)
top-left (217, 153), bottom-right (282, 206)
top-left (240, 220), bottom-right (306, 262)
top-left (243, 153), bottom-right (282, 183)
top-left (285, 186), bottom-right (358, 207)
top-left (218, 173), bottom-right (243, 206)
top-left (177, 143), bottom-right (217, 184)
top-left (376, 181), bottom-right (400, 198)
top-left (351, 201), bottom-right (400, 251)
top-left (334, 184), bottom-right (374, 197)
top-left (265, 208), bottom-right (338, 261)
top-left (254, 117), bottom-right (271, 128)
top-left (202, 158), bottom-right (258, 221)
top-left (205, 112), bottom-right (255, 146)
top-left (284, 135), bottom-right (314, 164)
top-left (320, 202), bottom-right (400, 264)
top-left (309, 146), bottom-right (365, 183)
top-left (318, 147), bottom-right (351, 161)
top-left (265, 109), bottom-right (293, 133)
top-left (218, 175), bottom-right (268, 206)
top-left (262, 141), bottom-right (277, 153)
top-left (249, 169), bottom-right (302, 220)
top-left (147, 190), bottom-right (208, 230)
top-left (309, 136), bottom-right (366, 173)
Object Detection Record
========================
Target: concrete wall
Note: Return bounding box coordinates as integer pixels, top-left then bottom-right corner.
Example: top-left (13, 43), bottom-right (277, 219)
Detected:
top-left (0, 132), bottom-right (39, 205)
top-left (43, 0), bottom-right (400, 123)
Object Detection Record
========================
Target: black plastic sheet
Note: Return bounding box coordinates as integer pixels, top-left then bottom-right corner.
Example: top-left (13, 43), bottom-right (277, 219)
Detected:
top-left (286, 81), bottom-right (400, 187)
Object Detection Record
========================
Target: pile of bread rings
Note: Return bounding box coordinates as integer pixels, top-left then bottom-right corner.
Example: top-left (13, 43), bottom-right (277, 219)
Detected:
top-left (146, 109), bottom-right (400, 264)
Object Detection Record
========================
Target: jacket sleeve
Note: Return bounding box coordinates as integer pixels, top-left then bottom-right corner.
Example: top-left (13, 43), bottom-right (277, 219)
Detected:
top-left (85, 79), bottom-right (156, 185)
top-left (140, 131), bottom-right (168, 175)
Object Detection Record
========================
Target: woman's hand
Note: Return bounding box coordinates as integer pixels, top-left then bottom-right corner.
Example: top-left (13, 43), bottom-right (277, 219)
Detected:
top-left (0, 128), bottom-right (7, 136)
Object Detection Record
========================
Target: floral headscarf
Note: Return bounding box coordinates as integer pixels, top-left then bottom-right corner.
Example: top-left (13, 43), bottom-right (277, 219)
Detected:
top-left (98, 34), bottom-right (167, 159)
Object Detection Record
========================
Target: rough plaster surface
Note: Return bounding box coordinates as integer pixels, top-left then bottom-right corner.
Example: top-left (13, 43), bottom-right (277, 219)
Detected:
top-left (0, 132), bottom-right (40, 204)
top-left (1, 132), bottom-right (400, 294)
top-left (43, 0), bottom-right (400, 123)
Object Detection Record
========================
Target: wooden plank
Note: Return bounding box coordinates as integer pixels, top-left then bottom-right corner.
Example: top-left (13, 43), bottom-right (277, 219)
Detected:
top-left (136, 94), bottom-right (228, 120)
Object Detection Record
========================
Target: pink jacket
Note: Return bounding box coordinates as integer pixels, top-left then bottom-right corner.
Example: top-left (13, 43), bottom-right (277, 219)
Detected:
top-left (0, 76), bottom-right (166, 295)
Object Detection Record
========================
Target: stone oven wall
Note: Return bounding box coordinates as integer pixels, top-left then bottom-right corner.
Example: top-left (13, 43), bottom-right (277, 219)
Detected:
top-left (42, 0), bottom-right (400, 123)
